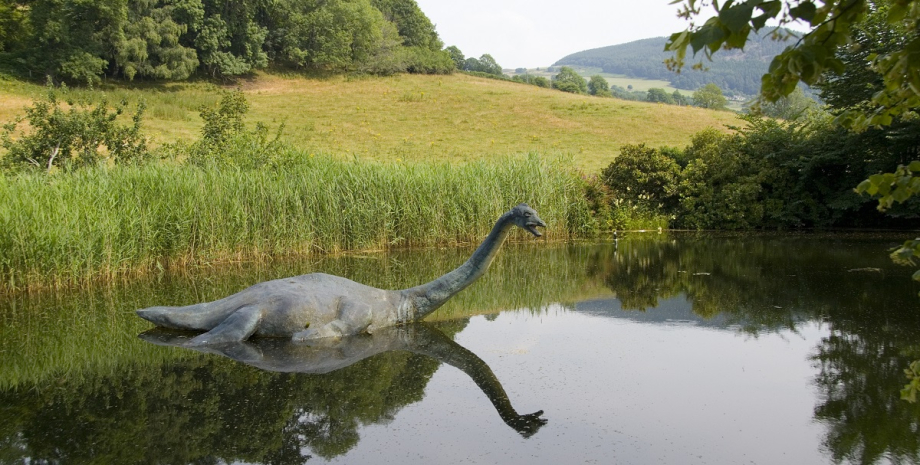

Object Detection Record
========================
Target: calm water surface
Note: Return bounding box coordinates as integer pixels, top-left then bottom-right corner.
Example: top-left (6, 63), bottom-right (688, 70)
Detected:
top-left (1, 233), bottom-right (919, 464)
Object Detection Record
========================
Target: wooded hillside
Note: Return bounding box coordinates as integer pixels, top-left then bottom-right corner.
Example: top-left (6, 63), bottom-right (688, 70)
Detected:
top-left (554, 32), bottom-right (793, 96)
top-left (0, 0), bottom-right (453, 84)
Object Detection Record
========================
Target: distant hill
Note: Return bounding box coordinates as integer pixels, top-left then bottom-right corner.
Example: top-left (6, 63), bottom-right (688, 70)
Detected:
top-left (554, 32), bottom-right (794, 96)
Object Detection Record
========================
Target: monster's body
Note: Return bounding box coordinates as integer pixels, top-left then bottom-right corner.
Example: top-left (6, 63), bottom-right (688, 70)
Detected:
top-left (138, 274), bottom-right (406, 344)
top-left (137, 204), bottom-right (546, 345)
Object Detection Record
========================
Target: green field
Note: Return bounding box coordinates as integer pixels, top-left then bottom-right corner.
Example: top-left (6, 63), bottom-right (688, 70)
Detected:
top-left (0, 72), bottom-right (738, 173)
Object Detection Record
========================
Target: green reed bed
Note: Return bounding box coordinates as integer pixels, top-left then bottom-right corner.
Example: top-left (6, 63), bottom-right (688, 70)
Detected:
top-left (0, 153), bottom-right (593, 290)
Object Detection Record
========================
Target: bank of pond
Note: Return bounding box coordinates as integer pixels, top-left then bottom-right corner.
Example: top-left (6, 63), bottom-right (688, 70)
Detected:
top-left (1, 235), bottom-right (918, 464)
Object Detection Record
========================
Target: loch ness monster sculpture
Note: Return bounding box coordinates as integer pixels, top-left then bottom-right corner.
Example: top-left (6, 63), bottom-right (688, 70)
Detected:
top-left (136, 203), bottom-right (546, 345)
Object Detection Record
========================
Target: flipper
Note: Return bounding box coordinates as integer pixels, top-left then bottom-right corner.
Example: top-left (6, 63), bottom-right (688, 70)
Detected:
top-left (188, 305), bottom-right (264, 346)
top-left (136, 303), bottom-right (239, 331)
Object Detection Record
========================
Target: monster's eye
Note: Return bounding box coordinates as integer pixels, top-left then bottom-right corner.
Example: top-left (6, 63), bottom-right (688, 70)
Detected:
top-left (524, 212), bottom-right (532, 217)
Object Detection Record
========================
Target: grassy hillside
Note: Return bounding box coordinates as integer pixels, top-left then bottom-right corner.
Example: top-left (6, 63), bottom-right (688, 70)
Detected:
top-left (0, 72), bottom-right (738, 173)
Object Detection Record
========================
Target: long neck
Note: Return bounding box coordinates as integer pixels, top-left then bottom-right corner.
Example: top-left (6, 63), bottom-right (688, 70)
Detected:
top-left (400, 211), bottom-right (515, 321)
top-left (401, 323), bottom-right (541, 436)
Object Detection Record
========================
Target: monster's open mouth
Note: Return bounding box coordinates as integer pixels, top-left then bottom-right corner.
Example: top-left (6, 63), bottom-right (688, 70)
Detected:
top-left (525, 221), bottom-right (545, 237)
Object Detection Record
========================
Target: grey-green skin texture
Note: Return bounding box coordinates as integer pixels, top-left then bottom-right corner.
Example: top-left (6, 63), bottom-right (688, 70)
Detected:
top-left (140, 322), bottom-right (548, 437)
top-left (136, 203), bottom-right (546, 345)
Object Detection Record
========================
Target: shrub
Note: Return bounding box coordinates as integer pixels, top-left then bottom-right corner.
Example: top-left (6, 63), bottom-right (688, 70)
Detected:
top-left (1, 82), bottom-right (147, 173)
top-left (675, 129), bottom-right (764, 229)
top-left (601, 144), bottom-right (681, 212)
top-left (186, 88), bottom-right (287, 169)
top-left (402, 47), bottom-right (455, 74)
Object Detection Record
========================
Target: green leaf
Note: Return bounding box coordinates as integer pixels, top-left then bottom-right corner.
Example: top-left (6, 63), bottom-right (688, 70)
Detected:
top-left (826, 57), bottom-right (845, 75)
top-left (690, 23), bottom-right (724, 54)
top-left (789, 2), bottom-right (817, 22)
top-left (888, 3), bottom-right (908, 23)
top-left (719, 2), bottom-right (755, 33)
top-left (726, 27), bottom-right (751, 48)
top-left (868, 173), bottom-right (887, 185)
top-left (758, 1), bottom-right (783, 19)
top-left (665, 31), bottom-right (690, 52)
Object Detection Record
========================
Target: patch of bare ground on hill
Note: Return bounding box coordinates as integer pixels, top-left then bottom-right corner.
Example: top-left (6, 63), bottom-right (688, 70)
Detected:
top-left (0, 72), bottom-right (738, 172)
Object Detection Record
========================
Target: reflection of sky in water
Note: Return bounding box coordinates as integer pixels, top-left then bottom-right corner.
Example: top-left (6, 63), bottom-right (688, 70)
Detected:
top-left (335, 307), bottom-right (830, 465)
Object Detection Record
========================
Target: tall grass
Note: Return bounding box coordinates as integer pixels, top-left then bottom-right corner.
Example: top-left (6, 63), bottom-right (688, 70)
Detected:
top-left (0, 153), bottom-right (593, 290)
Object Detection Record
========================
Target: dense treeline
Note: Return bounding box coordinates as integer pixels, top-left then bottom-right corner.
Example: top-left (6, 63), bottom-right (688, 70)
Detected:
top-left (554, 33), bottom-right (790, 96)
top-left (600, 116), bottom-right (920, 230)
top-left (0, 0), bottom-right (454, 84)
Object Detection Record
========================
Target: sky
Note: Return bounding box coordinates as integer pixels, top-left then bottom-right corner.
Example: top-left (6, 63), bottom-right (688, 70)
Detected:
top-left (413, 0), bottom-right (698, 70)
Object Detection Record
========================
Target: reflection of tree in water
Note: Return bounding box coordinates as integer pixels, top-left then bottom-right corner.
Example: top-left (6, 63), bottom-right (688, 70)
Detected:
top-left (591, 233), bottom-right (920, 464)
top-left (812, 296), bottom-right (920, 465)
top-left (591, 234), bottom-right (911, 328)
top-left (590, 234), bottom-right (803, 327)
top-left (814, 333), bottom-right (920, 464)
top-left (0, 322), bottom-right (464, 464)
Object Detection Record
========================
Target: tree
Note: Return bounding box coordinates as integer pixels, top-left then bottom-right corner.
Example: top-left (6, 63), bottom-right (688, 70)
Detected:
top-left (647, 88), bottom-right (674, 104)
top-left (672, 90), bottom-right (690, 105)
top-left (588, 75), bottom-right (611, 96)
top-left (272, 0), bottom-right (398, 73)
top-left (114, 0), bottom-right (202, 80)
top-left (445, 45), bottom-right (464, 69)
top-left (552, 66), bottom-right (587, 94)
top-left (692, 83), bottom-right (727, 110)
top-left (370, 0), bottom-right (441, 50)
top-left (195, 0), bottom-right (268, 78)
top-left (748, 87), bottom-right (816, 120)
top-left (463, 56), bottom-right (480, 72)
top-left (477, 53), bottom-right (502, 75)
top-left (665, 0), bottom-right (920, 131)
top-left (25, 0), bottom-right (127, 84)
top-left (461, 53), bottom-right (502, 75)
top-left (0, 0), bottom-right (28, 52)
top-left (194, 14), bottom-right (253, 76)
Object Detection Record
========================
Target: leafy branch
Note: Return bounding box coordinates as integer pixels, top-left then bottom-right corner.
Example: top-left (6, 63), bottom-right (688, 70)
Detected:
top-left (665, 0), bottom-right (920, 131)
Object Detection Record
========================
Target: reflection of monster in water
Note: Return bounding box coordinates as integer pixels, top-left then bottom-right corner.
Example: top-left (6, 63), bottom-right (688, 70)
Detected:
top-left (0, 320), bottom-right (544, 465)
top-left (141, 321), bottom-right (547, 438)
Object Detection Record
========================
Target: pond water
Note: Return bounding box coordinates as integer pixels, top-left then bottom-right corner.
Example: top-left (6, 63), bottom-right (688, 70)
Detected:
top-left (1, 233), bottom-right (919, 464)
